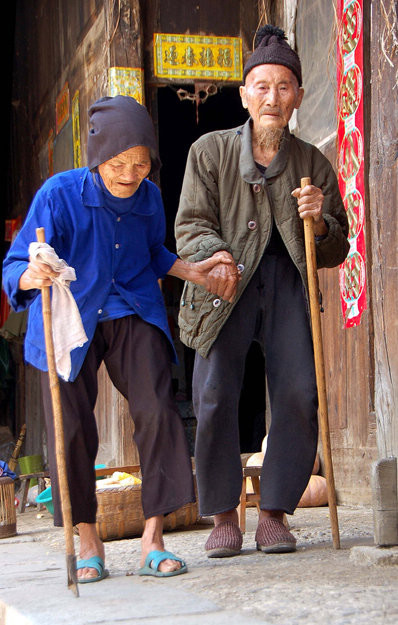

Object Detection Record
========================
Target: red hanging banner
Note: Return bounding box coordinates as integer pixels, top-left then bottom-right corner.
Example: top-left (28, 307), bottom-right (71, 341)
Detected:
top-left (337, 0), bottom-right (367, 327)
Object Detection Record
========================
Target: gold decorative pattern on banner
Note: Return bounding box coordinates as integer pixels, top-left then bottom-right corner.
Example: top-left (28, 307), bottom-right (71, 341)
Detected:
top-left (341, 1), bottom-right (362, 54)
top-left (154, 33), bottom-right (242, 81)
top-left (342, 251), bottom-right (365, 302)
top-left (72, 91), bottom-right (82, 169)
top-left (108, 67), bottom-right (144, 103)
top-left (344, 189), bottom-right (364, 239)
top-left (339, 64), bottom-right (362, 120)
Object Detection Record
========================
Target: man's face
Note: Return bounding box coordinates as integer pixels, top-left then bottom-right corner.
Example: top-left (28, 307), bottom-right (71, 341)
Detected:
top-left (98, 145), bottom-right (151, 198)
top-left (239, 64), bottom-right (304, 132)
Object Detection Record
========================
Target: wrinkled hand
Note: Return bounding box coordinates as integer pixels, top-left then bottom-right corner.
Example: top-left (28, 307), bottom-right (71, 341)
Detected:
top-left (196, 251), bottom-right (241, 303)
top-left (19, 255), bottom-right (59, 291)
top-left (291, 184), bottom-right (328, 236)
top-left (165, 252), bottom-right (241, 302)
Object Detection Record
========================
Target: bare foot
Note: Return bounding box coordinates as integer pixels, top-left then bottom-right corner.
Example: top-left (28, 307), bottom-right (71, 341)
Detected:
top-left (77, 522), bottom-right (105, 580)
top-left (140, 515), bottom-right (182, 574)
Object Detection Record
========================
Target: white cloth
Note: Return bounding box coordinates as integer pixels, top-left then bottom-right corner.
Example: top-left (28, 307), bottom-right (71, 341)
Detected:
top-left (28, 242), bottom-right (88, 381)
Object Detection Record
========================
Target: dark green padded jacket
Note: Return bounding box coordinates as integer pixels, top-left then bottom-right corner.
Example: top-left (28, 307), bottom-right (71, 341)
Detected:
top-left (175, 119), bottom-right (349, 357)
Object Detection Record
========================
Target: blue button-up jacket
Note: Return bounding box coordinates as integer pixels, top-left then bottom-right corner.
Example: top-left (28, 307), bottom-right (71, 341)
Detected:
top-left (2, 168), bottom-right (177, 381)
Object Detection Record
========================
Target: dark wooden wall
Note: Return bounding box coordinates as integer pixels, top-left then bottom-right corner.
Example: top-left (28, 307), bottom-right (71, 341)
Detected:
top-left (10, 1), bottom-right (102, 218)
top-left (8, 0), bottom-right (142, 464)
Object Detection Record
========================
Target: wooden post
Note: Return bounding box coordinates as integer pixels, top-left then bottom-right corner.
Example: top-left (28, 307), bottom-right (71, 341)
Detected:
top-left (368, 0), bottom-right (398, 546)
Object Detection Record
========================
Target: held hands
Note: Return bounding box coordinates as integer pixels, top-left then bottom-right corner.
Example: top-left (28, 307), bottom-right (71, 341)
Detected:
top-left (189, 251), bottom-right (241, 303)
top-left (18, 255), bottom-right (60, 290)
top-left (169, 251), bottom-right (241, 303)
top-left (291, 183), bottom-right (328, 237)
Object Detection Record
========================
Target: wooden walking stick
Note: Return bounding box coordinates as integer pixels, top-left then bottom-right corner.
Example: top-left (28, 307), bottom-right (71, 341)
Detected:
top-left (36, 227), bottom-right (79, 595)
top-left (301, 177), bottom-right (341, 549)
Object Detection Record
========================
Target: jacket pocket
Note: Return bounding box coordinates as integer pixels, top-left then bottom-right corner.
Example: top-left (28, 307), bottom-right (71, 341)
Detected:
top-left (178, 281), bottom-right (216, 334)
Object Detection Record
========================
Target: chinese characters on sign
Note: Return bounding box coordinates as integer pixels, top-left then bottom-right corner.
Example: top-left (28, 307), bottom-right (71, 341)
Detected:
top-left (337, 0), bottom-right (367, 327)
top-left (154, 34), bottom-right (242, 82)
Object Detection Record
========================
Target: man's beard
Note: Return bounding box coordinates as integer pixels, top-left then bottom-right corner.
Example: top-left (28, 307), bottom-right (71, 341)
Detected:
top-left (254, 126), bottom-right (284, 151)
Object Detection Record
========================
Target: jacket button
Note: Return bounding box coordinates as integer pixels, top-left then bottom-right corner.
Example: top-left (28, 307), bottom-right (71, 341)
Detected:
top-left (253, 184), bottom-right (261, 193)
top-left (98, 309), bottom-right (102, 314)
top-left (213, 298), bottom-right (221, 308)
top-left (237, 263), bottom-right (245, 273)
top-left (248, 220), bottom-right (257, 230)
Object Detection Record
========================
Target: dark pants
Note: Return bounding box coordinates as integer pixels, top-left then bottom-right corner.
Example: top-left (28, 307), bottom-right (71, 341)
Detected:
top-left (41, 315), bottom-right (195, 527)
top-left (193, 254), bottom-right (318, 516)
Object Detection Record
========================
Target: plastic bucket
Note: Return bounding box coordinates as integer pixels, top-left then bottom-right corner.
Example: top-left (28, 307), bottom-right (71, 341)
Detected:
top-left (18, 455), bottom-right (43, 487)
top-left (36, 486), bottom-right (54, 515)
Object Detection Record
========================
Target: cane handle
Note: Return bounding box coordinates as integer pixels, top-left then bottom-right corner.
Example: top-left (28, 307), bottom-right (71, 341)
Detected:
top-left (36, 227), bottom-right (46, 244)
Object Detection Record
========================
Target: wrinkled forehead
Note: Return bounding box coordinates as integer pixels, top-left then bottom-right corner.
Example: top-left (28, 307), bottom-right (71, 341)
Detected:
top-left (244, 63), bottom-right (299, 87)
top-left (107, 145), bottom-right (151, 163)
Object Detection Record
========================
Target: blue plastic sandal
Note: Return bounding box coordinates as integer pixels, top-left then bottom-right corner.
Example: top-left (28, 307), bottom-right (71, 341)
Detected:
top-left (137, 550), bottom-right (188, 577)
top-left (77, 555), bottom-right (109, 583)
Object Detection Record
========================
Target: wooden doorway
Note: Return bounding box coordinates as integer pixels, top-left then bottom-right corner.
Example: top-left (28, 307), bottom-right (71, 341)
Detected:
top-left (157, 83), bottom-right (266, 454)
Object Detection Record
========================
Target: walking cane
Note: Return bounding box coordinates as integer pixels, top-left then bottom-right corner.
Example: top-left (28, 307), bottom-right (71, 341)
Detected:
top-left (36, 227), bottom-right (79, 595)
top-left (301, 178), bottom-right (341, 549)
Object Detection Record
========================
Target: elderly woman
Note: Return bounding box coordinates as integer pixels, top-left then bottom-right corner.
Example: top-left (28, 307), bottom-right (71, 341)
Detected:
top-left (2, 95), bottom-right (234, 581)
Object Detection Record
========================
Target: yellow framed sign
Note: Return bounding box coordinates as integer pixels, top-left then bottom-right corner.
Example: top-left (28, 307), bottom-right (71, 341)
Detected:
top-left (108, 67), bottom-right (144, 104)
top-left (154, 33), bottom-right (242, 82)
top-left (72, 91), bottom-right (82, 169)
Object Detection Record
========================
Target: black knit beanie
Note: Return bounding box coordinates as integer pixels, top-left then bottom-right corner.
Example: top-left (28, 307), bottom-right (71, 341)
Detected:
top-left (87, 95), bottom-right (161, 173)
top-left (243, 25), bottom-right (302, 86)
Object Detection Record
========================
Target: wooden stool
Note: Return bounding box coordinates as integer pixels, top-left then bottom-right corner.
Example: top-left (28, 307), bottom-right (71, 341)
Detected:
top-left (238, 465), bottom-right (290, 533)
top-left (18, 471), bottom-right (50, 513)
top-left (238, 465), bottom-right (262, 533)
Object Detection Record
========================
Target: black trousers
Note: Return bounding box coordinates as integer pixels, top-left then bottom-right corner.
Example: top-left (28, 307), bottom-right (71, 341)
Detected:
top-left (41, 315), bottom-right (195, 527)
top-left (193, 254), bottom-right (318, 516)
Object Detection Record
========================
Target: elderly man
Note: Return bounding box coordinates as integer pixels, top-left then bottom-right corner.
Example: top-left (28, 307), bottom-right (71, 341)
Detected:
top-left (2, 95), bottom-right (233, 580)
top-left (175, 25), bottom-right (349, 556)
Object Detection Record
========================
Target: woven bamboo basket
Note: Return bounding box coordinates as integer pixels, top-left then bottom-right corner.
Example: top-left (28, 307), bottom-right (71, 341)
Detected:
top-left (0, 477), bottom-right (16, 538)
top-left (94, 466), bottom-right (198, 541)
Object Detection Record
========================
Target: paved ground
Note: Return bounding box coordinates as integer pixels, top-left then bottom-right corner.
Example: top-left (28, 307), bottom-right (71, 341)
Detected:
top-left (1, 503), bottom-right (398, 625)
